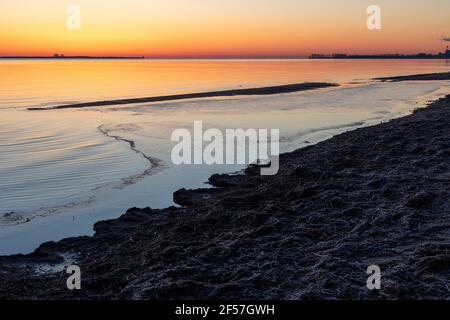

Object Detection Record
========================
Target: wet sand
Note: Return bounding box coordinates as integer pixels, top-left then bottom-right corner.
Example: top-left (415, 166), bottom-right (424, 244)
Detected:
top-left (375, 71), bottom-right (450, 82)
top-left (1, 74), bottom-right (450, 300)
top-left (28, 82), bottom-right (337, 110)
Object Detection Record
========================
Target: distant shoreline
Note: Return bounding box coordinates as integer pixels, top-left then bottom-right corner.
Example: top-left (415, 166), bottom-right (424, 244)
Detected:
top-left (309, 56), bottom-right (449, 60)
top-left (0, 56), bottom-right (145, 60)
top-left (28, 82), bottom-right (338, 110)
top-left (309, 50), bottom-right (450, 60)
top-left (2, 55), bottom-right (449, 60)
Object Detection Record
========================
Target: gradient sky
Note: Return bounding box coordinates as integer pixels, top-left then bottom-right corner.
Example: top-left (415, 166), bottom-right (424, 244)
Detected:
top-left (0, 0), bottom-right (449, 57)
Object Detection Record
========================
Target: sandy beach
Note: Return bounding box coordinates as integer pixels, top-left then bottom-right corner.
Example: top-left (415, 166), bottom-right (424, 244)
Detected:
top-left (28, 82), bottom-right (338, 110)
top-left (1, 73), bottom-right (449, 300)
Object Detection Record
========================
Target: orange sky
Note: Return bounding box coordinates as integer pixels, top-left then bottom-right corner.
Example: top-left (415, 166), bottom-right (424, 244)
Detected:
top-left (0, 0), bottom-right (449, 57)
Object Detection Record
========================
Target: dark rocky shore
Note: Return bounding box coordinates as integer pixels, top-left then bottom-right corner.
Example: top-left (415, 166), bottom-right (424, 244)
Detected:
top-left (1, 93), bottom-right (450, 300)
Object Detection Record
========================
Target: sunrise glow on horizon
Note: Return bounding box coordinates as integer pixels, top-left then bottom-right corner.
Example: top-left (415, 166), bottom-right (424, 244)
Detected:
top-left (1, 0), bottom-right (449, 58)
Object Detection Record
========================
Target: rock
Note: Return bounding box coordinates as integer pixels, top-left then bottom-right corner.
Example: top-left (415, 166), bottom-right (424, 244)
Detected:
top-left (406, 191), bottom-right (438, 208)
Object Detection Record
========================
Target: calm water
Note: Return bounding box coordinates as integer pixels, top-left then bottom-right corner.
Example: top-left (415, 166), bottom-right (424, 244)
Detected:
top-left (0, 59), bottom-right (449, 254)
top-left (1, 59), bottom-right (449, 109)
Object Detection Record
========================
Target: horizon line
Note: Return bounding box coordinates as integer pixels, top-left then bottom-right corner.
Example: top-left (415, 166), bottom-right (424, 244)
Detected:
top-left (0, 55), bottom-right (311, 60)
top-left (1, 49), bottom-right (448, 60)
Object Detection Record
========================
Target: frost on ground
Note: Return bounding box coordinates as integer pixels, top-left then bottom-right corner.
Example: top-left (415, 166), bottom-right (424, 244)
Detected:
top-left (0, 94), bottom-right (449, 300)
